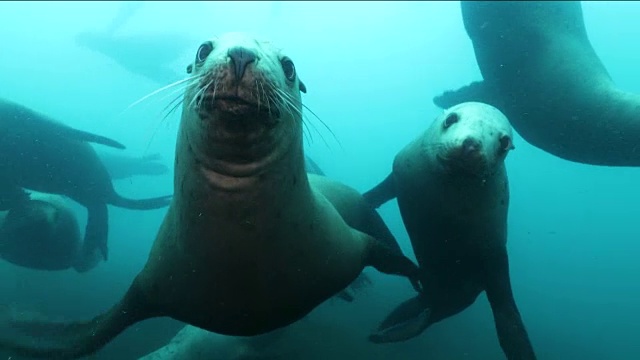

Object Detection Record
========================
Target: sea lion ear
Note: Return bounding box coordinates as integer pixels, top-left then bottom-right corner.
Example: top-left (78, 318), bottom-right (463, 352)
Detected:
top-left (186, 64), bottom-right (193, 74)
top-left (299, 80), bottom-right (307, 94)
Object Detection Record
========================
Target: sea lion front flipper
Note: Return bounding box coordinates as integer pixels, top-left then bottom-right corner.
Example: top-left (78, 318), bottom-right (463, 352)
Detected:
top-left (484, 247), bottom-right (537, 360)
top-left (83, 202), bottom-right (109, 262)
top-left (363, 235), bottom-right (422, 293)
top-left (368, 294), bottom-right (431, 344)
top-left (432, 80), bottom-right (500, 110)
top-left (0, 280), bottom-right (157, 359)
top-left (362, 173), bottom-right (398, 209)
top-left (62, 127), bottom-right (126, 149)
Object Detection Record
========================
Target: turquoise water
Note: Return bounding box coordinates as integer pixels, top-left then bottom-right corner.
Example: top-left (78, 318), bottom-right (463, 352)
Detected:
top-left (0, 1), bottom-right (639, 359)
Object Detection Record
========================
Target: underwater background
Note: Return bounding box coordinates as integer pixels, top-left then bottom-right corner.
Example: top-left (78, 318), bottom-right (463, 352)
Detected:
top-left (0, 1), bottom-right (639, 359)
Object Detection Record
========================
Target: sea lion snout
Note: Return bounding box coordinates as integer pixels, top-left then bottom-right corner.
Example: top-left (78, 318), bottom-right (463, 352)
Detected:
top-left (461, 137), bottom-right (481, 156)
top-left (228, 47), bottom-right (257, 81)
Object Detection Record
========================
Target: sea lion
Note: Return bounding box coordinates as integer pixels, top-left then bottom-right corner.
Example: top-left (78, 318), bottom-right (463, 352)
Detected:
top-left (434, 1), bottom-right (640, 167)
top-left (0, 191), bottom-right (105, 273)
top-left (0, 32), bottom-right (421, 359)
top-left (0, 98), bottom-right (172, 268)
top-left (363, 102), bottom-right (536, 359)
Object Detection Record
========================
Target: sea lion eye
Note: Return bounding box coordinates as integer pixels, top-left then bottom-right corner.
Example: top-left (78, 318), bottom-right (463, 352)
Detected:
top-left (196, 42), bottom-right (214, 63)
top-left (499, 134), bottom-right (515, 152)
top-left (443, 113), bottom-right (459, 129)
top-left (280, 57), bottom-right (296, 81)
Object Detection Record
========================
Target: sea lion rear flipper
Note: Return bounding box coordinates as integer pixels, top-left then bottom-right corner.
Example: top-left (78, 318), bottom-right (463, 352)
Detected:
top-left (362, 173), bottom-right (398, 209)
top-left (363, 235), bottom-right (422, 293)
top-left (483, 247), bottom-right (537, 360)
top-left (109, 193), bottom-right (172, 210)
top-left (82, 203), bottom-right (109, 263)
top-left (368, 295), bottom-right (432, 344)
top-left (0, 280), bottom-right (157, 359)
top-left (432, 80), bottom-right (499, 110)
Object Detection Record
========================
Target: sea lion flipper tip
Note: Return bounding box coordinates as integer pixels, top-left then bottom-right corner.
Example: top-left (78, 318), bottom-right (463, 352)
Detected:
top-left (433, 80), bottom-right (495, 110)
top-left (369, 296), bottom-right (431, 344)
top-left (364, 236), bottom-right (421, 289)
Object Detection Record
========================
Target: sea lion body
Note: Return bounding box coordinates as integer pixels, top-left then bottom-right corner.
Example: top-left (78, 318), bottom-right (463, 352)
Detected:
top-left (0, 32), bottom-right (420, 359)
top-left (0, 98), bottom-right (172, 266)
top-left (434, 1), bottom-right (640, 166)
top-left (364, 102), bottom-right (536, 359)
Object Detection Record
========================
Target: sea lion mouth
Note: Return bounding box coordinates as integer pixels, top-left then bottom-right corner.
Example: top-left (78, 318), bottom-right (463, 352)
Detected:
top-left (197, 93), bottom-right (281, 121)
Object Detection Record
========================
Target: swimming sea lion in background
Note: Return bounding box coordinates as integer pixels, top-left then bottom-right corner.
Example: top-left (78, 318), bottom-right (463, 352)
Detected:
top-left (434, 1), bottom-right (640, 167)
top-left (0, 98), bottom-right (172, 267)
top-left (363, 102), bottom-right (536, 359)
top-left (98, 151), bottom-right (170, 180)
top-left (0, 191), bottom-right (103, 273)
top-left (0, 32), bottom-right (421, 359)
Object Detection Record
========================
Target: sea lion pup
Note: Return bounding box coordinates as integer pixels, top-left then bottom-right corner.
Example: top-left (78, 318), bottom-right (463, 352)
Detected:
top-left (0, 32), bottom-right (421, 359)
top-left (0, 98), bottom-right (173, 266)
top-left (434, 1), bottom-right (640, 167)
top-left (0, 191), bottom-right (104, 273)
top-left (363, 102), bottom-right (536, 360)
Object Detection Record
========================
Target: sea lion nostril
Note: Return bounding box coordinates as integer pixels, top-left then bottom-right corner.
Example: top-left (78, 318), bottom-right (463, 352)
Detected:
top-left (462, 137), bottom-right (481, 155)
top-left (227, 47), bottom-right (257, 80)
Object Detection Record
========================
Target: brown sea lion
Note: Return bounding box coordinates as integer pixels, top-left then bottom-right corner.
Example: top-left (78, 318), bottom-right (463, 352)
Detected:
top-left (0, 98), bottom-right (172, 267)
top-left (0, 32), bottom-right (421, 359)
top-left (364, 102), bottom-right (536, 359)
top-left (434, 1), bottom-right (640, 167)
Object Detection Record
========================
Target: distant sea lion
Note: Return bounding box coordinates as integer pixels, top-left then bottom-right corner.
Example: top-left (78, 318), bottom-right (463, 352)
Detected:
top-left (98, 151), bottom-right (170, 180)
top-left (0, 32), bottom-right (421, 359)
top-left (0, 98), bottom-right (172, 269)
top-left (434, 1), bottom-right (640, 167)
top-left (364, 102), bottom-right (536, 359)
top-left (0, 191), bottom-right (105, 273)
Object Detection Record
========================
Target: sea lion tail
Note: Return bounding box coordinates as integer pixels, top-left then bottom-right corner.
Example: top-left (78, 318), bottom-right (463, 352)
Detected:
top-left (109, 193), bottom-right (173, 210)
top-left (0, 283), bottom-right (154, 359)
top-left (368, 295), bottom-right (432, 344)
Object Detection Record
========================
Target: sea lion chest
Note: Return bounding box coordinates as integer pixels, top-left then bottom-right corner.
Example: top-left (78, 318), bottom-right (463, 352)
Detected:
top-left (137, 177), bottom-right (364, 336)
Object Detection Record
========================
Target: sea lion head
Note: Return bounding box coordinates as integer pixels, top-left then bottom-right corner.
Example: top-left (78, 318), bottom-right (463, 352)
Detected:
top-left (426, 101), bottom-right (514, 177)
top-left (181, 32), bottom-right (307, 179)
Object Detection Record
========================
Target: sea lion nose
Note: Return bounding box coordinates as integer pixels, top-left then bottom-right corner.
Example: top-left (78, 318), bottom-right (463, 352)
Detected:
top-left (462, 137), bottom-right (481, 155)
top-left (228, 47), bottom-right (257, 80)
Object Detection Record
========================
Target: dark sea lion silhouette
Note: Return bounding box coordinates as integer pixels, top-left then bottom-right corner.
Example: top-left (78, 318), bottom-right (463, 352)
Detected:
top-left (0, 98), bottom-right (172, 270)
top-left (434, 1), bottom-right (640, 167)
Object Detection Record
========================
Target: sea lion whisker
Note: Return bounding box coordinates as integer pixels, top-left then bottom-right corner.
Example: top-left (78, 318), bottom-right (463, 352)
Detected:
top-left (273, 91), bottom-right (312, 145)
top-left (275, 90), bottom-right (314, 145)
top-left (275, 88), bottom-right (327, 148)
top-left (122, 75), bottom-right (203, 116)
